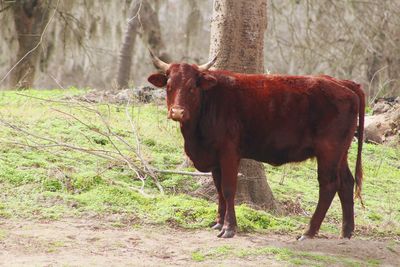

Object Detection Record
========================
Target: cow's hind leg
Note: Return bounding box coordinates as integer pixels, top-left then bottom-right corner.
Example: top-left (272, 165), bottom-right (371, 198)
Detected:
top-left (299, 149), bottom-right (341, 240)
top-left (338, 157), bottom-right (355, 238)
top-left (211, 167), bottom-right (225, 230)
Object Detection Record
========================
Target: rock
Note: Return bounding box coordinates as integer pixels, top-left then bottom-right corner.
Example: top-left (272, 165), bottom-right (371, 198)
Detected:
top-left (151, 89), bottom-right (167, 103)
top-left (365, 115), bottom-right (387, 144)
top-left (115, 89), bottom-right (134, 103)
top-left (365, 100), bottom-right (400, 145)
top-left (132, 86), bottom-right (166, 103)
top-left (71, 86), bottom-right (166, 104)
top-left (372, 101), bottom-right (391, 115)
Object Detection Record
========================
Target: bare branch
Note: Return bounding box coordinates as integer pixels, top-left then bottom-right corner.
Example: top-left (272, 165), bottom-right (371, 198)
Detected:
top-left (153, 169), bottom-right (244, 178)
top-left (153, 169), bottom-right (212, 177)
top-left (0, 93), bottom-right (166, 195)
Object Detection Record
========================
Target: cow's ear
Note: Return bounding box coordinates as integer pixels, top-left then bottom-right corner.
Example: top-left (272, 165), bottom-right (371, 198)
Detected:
top-left (198, 74), bottom-right (217, 90)
top-left (148, 73), bottom-right (167, 87)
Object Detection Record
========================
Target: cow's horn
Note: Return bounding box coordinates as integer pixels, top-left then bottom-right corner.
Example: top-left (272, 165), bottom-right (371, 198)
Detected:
top-left (198, 53), bottom-right (218, 71)
top-left (148, 49), bottom-right (170, 72)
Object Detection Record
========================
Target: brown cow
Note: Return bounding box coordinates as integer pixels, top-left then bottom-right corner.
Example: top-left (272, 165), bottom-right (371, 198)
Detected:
top-left (147, 52), bottom-right (365, 240)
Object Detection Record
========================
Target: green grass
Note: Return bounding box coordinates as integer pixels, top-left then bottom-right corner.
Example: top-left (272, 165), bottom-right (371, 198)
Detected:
top-left (266, 142), bottom-right (400, 237)
top-left (0, 89), bottom-right (399, 238)
top-left (191, 245), bottom-right (379, 266)
top-left (0, 229), bottom-right (8, 240)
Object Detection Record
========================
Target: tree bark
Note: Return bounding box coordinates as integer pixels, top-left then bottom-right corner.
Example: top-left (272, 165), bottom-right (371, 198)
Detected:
top-left (184, 0), bottom-right (203, 64)
top-left (116, 0), bottom-right (141, 89)
top-left (10, 0), bottom-right (51, 89)
top-left (116, 0), bottom-right (170, 89)
top-left (209, 0), bottom-right (279, 211)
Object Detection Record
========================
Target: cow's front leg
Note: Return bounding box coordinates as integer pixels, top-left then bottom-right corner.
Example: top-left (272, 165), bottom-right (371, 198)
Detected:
top-left (211, 167), bottom-right (225, 230)
top-left (217, 150), bottom-right (239, 238)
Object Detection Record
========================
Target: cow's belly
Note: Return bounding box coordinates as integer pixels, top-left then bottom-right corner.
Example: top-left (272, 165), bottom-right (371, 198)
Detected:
top-left (191, 158), bottom-right (217, 172)
top-left (248, 147), bottom-right (315, 166)
top-left (241, 137), bottom-right (315, 166)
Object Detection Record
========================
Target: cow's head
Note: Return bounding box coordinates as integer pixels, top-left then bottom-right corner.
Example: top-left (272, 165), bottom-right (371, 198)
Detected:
top-left (147, 51), bottom-right (218, 123)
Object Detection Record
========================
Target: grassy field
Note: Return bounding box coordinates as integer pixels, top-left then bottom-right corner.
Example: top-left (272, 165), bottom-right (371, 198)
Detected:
top-left (0, 89), bottom-right (399, 240)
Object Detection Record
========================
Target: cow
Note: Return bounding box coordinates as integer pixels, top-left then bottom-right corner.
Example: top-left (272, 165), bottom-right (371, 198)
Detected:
top-left (147, 51), bottom-right (365, 240)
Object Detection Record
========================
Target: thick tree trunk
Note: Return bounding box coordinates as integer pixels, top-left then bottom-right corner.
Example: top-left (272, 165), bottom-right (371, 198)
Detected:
top-left (209, 0), bottom-right (279, 211)
top-left (11, 0), bottom-right (51, 89)
top-left (116, 0), bottom-right (170, 89)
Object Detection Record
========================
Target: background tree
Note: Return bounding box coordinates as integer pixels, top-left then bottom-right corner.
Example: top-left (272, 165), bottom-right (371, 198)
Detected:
top-left (116, 0), bottom-right (169, 89)
top-left (1, 0), bottom-right (399, 99)
top-left (209, 0), bottom-right (279, 211)
top-left (184, 0), bottom-right (203, 63)
top-left (10, 0), bottom-right (51, 89)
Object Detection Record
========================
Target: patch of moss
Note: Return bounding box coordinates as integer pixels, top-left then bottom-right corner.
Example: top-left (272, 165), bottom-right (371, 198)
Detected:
top-left (42, 178), bottom-right (63, 192)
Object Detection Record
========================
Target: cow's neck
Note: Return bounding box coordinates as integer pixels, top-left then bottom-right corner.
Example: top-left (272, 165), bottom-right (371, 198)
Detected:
top-left (179, 112), bottom-right (215, 171)
top-left (179, 92), bottom-right (206, 152)
top-left (180, 119), bottom-right (201, 152)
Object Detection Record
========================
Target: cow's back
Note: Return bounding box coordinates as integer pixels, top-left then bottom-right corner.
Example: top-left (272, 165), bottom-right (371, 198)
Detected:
top-left (207, 73), bottom-right (360, 166)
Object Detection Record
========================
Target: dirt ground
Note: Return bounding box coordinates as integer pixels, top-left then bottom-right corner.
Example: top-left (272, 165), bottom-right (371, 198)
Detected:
top-left (0, 218), bottom-right (399, 266)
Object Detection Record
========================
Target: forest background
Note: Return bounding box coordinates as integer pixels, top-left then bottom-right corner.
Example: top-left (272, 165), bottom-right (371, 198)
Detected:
top-left (1, 0), bottom-right (399, 102)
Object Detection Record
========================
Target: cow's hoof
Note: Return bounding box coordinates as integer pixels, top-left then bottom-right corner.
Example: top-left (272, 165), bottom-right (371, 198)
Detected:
top-left (221, 229), bottom-right (235, 238)
top-left (297, 235), bottom-right (310, 241)
top-left (217, 228), bottom-right (235, 238)
top-left (340, 231), bottom-right (353, 239)
top-left (211, 223), bottom-right (223, 230)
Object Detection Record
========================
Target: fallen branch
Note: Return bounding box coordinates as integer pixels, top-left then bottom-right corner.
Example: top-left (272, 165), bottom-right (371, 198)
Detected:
top-left (153, 169), bottom-right (212, 177)
top-left (153, 169), bottom-right (244, 177)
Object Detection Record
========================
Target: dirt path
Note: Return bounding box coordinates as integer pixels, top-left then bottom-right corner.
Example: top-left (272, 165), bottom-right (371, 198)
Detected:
top-left (0, 218), bottom-right (399, 266)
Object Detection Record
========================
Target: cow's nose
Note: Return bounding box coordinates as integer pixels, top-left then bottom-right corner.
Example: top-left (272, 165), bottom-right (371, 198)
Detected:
top-left (170, 107), bottom-right (185, 121)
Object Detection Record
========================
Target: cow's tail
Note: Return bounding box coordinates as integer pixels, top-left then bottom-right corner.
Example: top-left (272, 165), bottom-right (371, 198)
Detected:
top-left (345, 80), bottom-right (365, 207)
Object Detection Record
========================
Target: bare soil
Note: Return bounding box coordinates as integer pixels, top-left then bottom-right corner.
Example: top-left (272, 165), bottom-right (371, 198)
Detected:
top-left (0, 218), bottom-right (399, 266)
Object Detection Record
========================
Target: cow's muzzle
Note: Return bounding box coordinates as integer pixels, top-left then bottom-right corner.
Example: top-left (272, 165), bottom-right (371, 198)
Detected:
top-left (169, 106), bottom-right (185, 121)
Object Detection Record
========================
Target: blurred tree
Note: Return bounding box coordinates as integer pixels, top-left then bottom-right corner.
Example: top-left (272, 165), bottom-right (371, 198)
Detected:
top-left (184, 0), bottom-right (203, 63)
top-left (116, 0), bottom-right (170, 89)
top-left (209, 0), bottom-right (279, 211)
top-left (1, 0), bottom-right (398, 96)
top-left (10, 0), bottom-right (51, 89)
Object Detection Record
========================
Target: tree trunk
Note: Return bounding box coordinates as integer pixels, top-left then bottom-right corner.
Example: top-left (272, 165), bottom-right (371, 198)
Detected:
top-left (184, 0), bottom-right (203, 64)
top-left (209, 0), bottom-right (279, 211)
top-left (116, 0), bottom-right (141, 89)
top-left (116, 0), bottom-right (170, 89)
top-left (11, 0), bottom-right (51, 89)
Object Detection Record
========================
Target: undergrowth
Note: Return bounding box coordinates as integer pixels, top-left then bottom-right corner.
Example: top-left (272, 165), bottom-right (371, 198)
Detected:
top-left (0, 89), bottom-right (399, 239)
